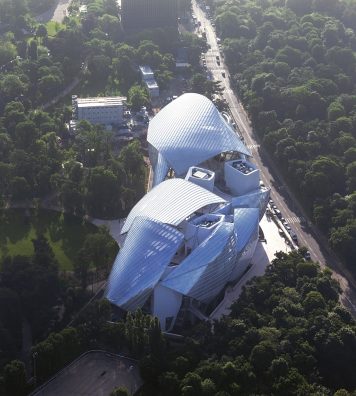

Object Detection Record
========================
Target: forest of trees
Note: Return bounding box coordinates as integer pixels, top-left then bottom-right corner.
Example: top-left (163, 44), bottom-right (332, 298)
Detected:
top-left (138, 251), bottom-right (356, 395)
top-left (4, 251), bottom-right (354, 395)
top-left (0, 0), bottom-right (210, 219)
top-left (207, 0), bottom-right (356, 274)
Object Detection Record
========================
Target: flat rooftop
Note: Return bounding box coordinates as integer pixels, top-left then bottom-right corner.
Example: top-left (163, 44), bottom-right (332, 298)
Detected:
top-left (139, 65), bottom-right (154, 74)
top-left (77, 97), bottom-right (126, 108)
top-left (145, 78), bottom-right (159, 88)
top-left (31, 351), bottom-right (142, 396)
top-left (192, 169), bottom-right (211, 179)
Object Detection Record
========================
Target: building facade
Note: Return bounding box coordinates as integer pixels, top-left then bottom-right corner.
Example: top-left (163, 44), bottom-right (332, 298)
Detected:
top-left (72, 96), bottom-right (126, 126)
top-left (121, 0), bottom-right (177, 30)
top-left (106, 94), bottom-right (270, 332)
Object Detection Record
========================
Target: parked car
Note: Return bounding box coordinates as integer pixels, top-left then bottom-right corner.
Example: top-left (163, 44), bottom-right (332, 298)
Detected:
top-left (304, 250), bottom-right (311, 260)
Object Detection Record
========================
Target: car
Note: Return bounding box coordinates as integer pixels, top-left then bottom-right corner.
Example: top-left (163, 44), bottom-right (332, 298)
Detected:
top-left (275, 209), bottom-right (282, 218)
top-left (272, 204), bottom-right (277, 210)
top-left (304, 250), bottom-right (311, 260)
top-left (217, 60), bottom-right (220, 66)
top-left (222, 72), bottom-right (226, 78)
top-left (291, 233), bottom-right (298, 243)
top-left (285, 225), bottom-right (291, 232)
top-left (216, 55), bottom-right (220, 60)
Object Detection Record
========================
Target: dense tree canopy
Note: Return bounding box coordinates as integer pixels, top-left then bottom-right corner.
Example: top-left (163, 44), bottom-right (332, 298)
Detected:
top-left (214, 0), bottom-right (356, 274)
top-left (139, 251), bottom-right (356, 395)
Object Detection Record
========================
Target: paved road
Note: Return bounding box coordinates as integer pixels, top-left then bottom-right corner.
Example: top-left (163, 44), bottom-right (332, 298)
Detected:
top-left (31, 351), bottom-right (141, 396)
top-left (36, 0), bottom-right (71, 23)
top-left (192, 0), bottom-right (356, 316)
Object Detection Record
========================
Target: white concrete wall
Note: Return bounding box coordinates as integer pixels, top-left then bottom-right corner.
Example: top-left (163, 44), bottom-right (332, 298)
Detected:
top-left (152, 285), bottom-right (182, 331)
top-left (187, 175), bottom-right (215, 191)
top-left (78, 105), bottom-right (124, 125)
top-left (224, 160), bottom-right (260, 196)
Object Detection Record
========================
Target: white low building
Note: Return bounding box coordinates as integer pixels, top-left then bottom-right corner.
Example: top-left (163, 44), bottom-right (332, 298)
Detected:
top-left (72, 96), bottom-right (126, 126)
top-left (139, 65), bottom-right (160, 98)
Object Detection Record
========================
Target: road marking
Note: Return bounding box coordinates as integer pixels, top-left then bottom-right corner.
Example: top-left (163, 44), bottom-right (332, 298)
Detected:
top-left (284, 216), bottom-right (305, 224)
top-left (247, 144), bottom-right (260, 150)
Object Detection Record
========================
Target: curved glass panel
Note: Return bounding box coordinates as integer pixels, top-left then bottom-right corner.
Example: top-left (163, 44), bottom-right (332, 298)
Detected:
top-left (106, 217), bottom-right (184, 311)
top-left (162, 222), bottom-right (237, 302)
top-left (148, 93), bottom-right (251, 176)
top-left (231, 188), bottom-right (270, 219)
top-left (233, 208), bottom-right (259, 252)
top-left (121, 178), bottom-right (226, 234)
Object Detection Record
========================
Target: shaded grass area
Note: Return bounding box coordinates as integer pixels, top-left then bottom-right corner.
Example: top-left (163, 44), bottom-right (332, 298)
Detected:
top-left (0, 209), bottom-right (98, 271)
top-left (46, 21), bottom-right (65, 36)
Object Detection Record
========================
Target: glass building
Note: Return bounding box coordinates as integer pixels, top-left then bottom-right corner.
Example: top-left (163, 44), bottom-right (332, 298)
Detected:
top-left (106, 93), bottom-right (270, 331)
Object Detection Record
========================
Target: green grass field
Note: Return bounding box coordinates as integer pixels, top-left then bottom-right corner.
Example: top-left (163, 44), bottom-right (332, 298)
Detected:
top-left (46, 21), bottom-right (65, 37)
top-left (0, 209), bottom-right (99, 271)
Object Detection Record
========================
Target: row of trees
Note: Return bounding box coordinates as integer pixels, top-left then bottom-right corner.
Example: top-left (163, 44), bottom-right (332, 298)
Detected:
top-left (212, 0), bottom-right (356, 274)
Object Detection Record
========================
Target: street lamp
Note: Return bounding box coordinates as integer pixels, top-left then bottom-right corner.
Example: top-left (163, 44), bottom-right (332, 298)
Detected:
top-left (128, 365), bottom-right (134, 395)
top-left (33, 352), bottom-right (38, 386)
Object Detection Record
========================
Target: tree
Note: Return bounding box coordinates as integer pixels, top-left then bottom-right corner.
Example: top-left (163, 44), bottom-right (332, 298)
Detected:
top-left (0, 40), bottom-right (17, 65)
top-left (110, 387), bottom-right (129, 396)
top-left (28, 39), bottom-right (38, 61)
top-left (3, 360), bottom-right (27, 396)
top-left (127, 85), bottom-right (149, 111)
top-left (85, 167), bottom-right (120, 218)
top-left (14, 120), bottom-right (38, 149)
top-left (1, 74), bottom-right (27, 98)
top-left (10, 176), bottom-right (30, 201)
top-left (36, 24), bottom-right (48, 42)
top-left (81, 227), bottom-right (118, 273)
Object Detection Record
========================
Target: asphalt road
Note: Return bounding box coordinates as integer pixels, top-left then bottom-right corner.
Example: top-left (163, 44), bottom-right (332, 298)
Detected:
top-left (192, 0), bottom-right (356, 316)
top-left (36, 0), bottom-right (71, 23)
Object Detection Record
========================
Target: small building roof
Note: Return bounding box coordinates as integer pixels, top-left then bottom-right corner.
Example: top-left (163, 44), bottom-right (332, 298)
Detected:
top-left (139, 65), bottom-right (154, 75)
top-left (77, 97), bottom-right (126, 108)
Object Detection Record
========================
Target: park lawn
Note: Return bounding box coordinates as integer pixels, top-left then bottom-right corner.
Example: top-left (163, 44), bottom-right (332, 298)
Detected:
top-left (0, 209), bottom-right (99, 271)
top-left (46, 21), bottom-right (65, 37)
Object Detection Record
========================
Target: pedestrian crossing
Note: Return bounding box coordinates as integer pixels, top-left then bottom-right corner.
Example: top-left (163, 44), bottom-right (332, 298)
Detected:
top-left (247, 144), bottom-right (260, 150)
top-left (284, 216), bottom-right (305, 224)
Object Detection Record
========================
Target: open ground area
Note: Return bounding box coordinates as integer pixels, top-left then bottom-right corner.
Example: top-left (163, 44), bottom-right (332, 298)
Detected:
top-left (0, 209), bottom-right (98, 271)
top-left (31, 351), bottom-right (142, 396)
